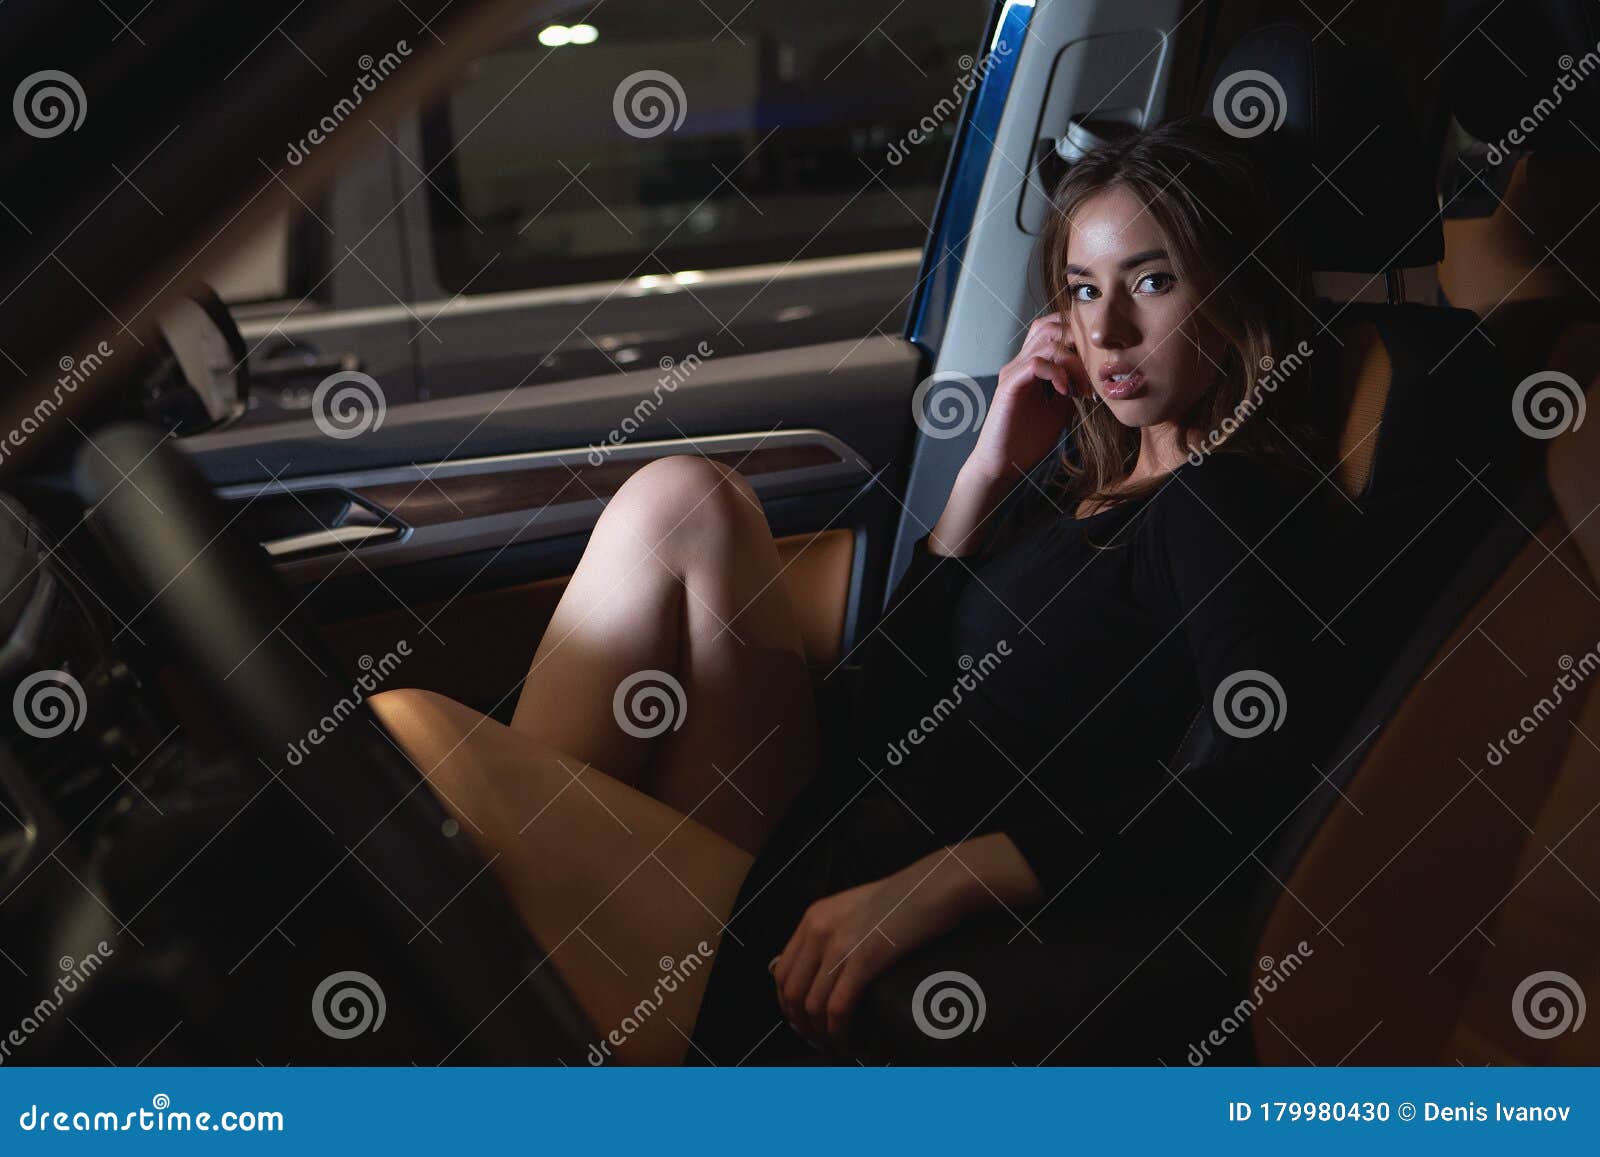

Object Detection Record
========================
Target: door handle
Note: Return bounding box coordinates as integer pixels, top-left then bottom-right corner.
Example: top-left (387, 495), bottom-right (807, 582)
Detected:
top-left (260, 523), bottom-right (400, 559)
top-left (253, 347), bottom-right (360, 384)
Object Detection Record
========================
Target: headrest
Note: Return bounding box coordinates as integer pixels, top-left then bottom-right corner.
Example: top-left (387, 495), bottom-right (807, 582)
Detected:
top-left (1207, 23), bottom-right (1442, 273)
top-left (1442, 0), bottom-right (1600, 156)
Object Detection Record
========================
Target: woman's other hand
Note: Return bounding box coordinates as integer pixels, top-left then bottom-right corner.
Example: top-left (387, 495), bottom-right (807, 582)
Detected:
top-left (770, 855), bottom-right (966, 1050)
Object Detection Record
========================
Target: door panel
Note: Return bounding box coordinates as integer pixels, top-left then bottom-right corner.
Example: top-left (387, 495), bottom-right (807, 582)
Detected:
top-left (210, 428), bottom-right (870, 582)
top-left (183, 334), bottom-right (917, 484)
top-left (179, 334), bottom-right (925, 694)
top-left (316, 529), bottom-right (855, 720)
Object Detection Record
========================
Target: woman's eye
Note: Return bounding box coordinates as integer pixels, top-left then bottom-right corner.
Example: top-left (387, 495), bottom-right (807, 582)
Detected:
top-left (1134, 271), bottom-right (1175, 294)
top-left (1068, 283), bottom-right (1098, 302)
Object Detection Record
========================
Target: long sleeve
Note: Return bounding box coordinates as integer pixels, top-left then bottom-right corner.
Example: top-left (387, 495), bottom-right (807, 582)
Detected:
top-left (992, 457), bottom-right (1330, 934)
top-left (862, 461), bottom-right (1053, 684)
top-left (860, 534), bottom-right (978, 681)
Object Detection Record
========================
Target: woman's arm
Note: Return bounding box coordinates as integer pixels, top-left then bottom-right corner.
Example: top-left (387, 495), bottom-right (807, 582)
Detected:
top-left (771, 832), bottom-right (1041, 1046)
top-left (929, 313), bottom-right (1085, 557)
top-left (865, 318), bottom-right (1082, 679)
top-left (927, 462), bottom-right (1020, 557)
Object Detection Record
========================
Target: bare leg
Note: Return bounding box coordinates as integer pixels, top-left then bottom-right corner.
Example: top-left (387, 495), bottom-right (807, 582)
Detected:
top-left (509, 454), bottom-right (821, 854)
top-left (370, 687), bottom-right (755, 1065)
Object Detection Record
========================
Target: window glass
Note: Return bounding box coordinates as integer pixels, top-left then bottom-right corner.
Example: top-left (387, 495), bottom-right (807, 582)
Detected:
top-left (421, 0), bottom-right (992, 294)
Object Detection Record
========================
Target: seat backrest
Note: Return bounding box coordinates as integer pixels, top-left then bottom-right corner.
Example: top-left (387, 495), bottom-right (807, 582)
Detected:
top-left (1245, 0), bottom-right (1600, 1062)
top-left (1173, 24), bottom-right (1524, 781)
top-left (1253, 365), bottom-right (1600, 1063)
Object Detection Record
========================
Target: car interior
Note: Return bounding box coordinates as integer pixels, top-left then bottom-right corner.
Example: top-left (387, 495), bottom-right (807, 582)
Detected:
top-left (1, 0), bottom-right (1598, 1065)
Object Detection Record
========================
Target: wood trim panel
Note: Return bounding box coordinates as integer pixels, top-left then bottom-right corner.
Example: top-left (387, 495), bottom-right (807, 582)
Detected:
top-left (319, 529), bottom-right (855, 716)
top-left (356, 443), bottom-right (843, 527)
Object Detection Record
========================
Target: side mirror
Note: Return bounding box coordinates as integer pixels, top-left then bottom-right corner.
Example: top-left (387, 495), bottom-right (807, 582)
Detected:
top-left (141, 286), bottom-right (250, 436)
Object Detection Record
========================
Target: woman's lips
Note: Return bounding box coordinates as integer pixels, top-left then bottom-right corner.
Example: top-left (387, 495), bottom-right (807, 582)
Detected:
top-left (1097, 366), bottom-right (1146, 399)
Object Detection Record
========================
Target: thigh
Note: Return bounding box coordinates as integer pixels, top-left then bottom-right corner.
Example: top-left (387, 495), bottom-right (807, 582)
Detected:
top-left (646, 476), bottom-right (822, 851)
top-left (371, 687), bottom-right (754, 1065)
top-left (506, 475), bottom-right (687, 789)
top-left (511, 456), bottom-right (821, 853)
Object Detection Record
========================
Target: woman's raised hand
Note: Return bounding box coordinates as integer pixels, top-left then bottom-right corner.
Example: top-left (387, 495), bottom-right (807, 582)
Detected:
top-left (927, 314), bottom-right (1087, 556)
top-left (963, 311), bottom-right (1087, 484)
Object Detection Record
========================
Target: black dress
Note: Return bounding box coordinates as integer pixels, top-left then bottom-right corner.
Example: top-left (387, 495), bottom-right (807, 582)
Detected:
top-left (688, 452), bottom-right (1331, 1063)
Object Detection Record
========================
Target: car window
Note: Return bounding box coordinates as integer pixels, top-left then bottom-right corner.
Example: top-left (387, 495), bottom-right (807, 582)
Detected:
top-left (419, 0), bottom-right (991, 295)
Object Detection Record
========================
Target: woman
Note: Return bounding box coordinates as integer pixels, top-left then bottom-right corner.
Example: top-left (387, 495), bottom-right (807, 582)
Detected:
top-left (371, 117), bottom-right (1328, 1065)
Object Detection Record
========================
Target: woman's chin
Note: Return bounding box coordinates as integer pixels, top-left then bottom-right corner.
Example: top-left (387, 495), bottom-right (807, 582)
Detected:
top-left (1102, 396), bottom-right (1168, 426)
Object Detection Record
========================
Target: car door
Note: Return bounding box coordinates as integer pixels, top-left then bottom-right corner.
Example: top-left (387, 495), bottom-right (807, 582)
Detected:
top-left (176, 0), bottom-right (1013, 722)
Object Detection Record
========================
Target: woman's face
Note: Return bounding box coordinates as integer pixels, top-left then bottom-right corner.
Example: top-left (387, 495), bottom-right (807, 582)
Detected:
top-left (1062, 184), bottom-right (1227, 429)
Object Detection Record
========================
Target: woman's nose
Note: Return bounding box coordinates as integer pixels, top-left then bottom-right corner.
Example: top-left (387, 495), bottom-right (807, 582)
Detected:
top-left (1089, 299), bottom-right (1138, 350)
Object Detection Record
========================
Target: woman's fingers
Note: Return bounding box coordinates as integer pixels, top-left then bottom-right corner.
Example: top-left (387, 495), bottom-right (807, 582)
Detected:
top-left (1019, 320), bottom-right (1065, 361)
top-left (1003, 320), bottom-right (1087, 400)
top-left (770, 932), bottom-right (801, 1016)
top-left (778, 940), bottom-right (823, 1029)
top-left (801, 954), bottom-right (844, 1042)
top-left (824, 960), bottom-right (866, 1045)
top-left (1017, 355), bottom-right (1069, 397)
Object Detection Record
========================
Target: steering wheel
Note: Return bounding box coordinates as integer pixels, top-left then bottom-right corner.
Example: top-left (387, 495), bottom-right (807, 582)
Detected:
top-left (73, 421), bottom-right (592, 1062)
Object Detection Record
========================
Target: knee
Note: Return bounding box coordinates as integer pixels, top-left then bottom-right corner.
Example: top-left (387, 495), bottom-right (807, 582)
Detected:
top-left (369, 687), bottom-right (471, 761)
top-left (606, 454), bottom-right (766, 548)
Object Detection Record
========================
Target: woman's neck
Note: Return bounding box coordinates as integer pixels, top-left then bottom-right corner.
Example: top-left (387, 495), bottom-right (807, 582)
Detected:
top-left (1128, 422), bottom-right (1195, 484)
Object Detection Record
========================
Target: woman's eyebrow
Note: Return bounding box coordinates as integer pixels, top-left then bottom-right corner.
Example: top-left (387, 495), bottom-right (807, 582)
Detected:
top-left (1119, 247), bottom-right (1168, 270)
top-left (1063, 247), bottom-right (1170, 277)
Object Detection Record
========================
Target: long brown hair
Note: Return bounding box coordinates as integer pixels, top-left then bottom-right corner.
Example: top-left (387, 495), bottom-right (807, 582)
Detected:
top-left (1040, 117), bottom-right (1314, 508)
